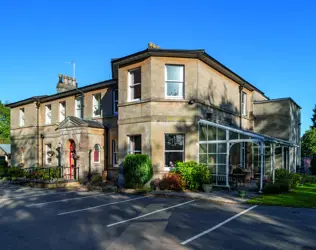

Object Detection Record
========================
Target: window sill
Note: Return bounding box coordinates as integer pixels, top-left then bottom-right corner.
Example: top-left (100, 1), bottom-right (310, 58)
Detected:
top-left (165, 96), bottom-right (184, 100)
top-left (128, 99), bottom-right (141, 103)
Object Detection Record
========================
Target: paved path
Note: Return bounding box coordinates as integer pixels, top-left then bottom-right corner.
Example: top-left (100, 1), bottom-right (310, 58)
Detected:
top-left (0, 181), bottom-right (316, 250)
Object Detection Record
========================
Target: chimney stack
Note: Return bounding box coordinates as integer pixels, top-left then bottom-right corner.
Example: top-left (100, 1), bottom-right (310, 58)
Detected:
top-left (56, 74), bottom-right (76, 93)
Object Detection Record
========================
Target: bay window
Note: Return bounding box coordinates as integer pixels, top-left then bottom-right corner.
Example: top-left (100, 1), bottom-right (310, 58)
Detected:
top-left (128, 68), bottom-right (141, 101)
top-left (164, 134), bottom-right (185, 169)
top-left (165, 65), bottom-right (184, 98)
top-left (128, 135), bottom-right (141, 154)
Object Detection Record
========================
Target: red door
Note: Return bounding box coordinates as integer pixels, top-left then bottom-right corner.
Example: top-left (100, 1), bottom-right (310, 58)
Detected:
top-left (69, 141), bottom-right (75, 179)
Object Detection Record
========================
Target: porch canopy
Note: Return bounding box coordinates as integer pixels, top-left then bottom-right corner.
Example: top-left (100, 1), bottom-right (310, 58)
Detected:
top-left (198, 119), bottom-right (298, 192)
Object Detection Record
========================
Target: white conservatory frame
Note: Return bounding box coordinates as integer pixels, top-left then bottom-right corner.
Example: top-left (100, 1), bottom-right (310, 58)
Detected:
top-left (198, 119), bottom-right (298, 193)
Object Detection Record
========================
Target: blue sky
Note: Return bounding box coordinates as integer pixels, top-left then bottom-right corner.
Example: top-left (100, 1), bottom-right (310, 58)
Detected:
top-left (0, 0), bottom-right (315, 134)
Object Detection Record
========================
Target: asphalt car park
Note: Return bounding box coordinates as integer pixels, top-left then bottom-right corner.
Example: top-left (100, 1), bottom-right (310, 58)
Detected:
top-left (0, 181), bottom-right (316, 250)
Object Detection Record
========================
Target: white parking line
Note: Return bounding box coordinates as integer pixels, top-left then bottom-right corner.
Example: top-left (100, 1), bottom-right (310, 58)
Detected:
top-left (58, 196), bottom-right (149, 216)
top-left (11, 190), bottom-right (78, 199)
top-left (107, 200), bottom-right (195, 227)
top-left (26, 193), bottom-right (114, 207)
top-left (181, 205), bottom-right (258, 245)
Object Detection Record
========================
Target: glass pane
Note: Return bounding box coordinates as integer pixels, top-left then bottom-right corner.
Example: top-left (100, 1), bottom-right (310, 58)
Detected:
top-left (166, 65), bottom-right (182, 81)
top-left (208, 126), bottom-right (216, 140)
top-left (94, 105), bottom-right (101, 116)
top-left (114, 90), bottom-right (118, 100)
top-left (199, 123), bottom-right (207, 141)
top-left (240, 133), bottom-right (249, 139)
top-left (209, 165), bottom-right (216, 173)
top-left (207, 144), bottom-right (216, 153)
top-left (217, 128), bottom-right (226, 140)
top-left (218, 143), bottom-right (227, 153)
top-left (167, 82), bottom-right (180, 96)
top-left (208, 154), bottom-right (216, 165)
top-left (199, 144), bottom-right (207, 154)
top-left (133, 84), bottom-right (141, 99)
top-left (165, 152), bottom-right (184, 167)
top-left (132, 69), bottom-right (141, 84)
top-left (134, 136), bottom-right (141, 151)
top-left (218, 165), bottom-right (226, 174)
top-left (199, 154), bottom-right (207, 164)
top-left (218, 154), bottom-right (227, 164)
top-left (165, 134), bottom-right (184, 150)
top-left (229, 131), bottom-right (239, 140)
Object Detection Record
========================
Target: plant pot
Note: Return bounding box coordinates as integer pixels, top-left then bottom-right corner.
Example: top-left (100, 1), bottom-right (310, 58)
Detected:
top-left (203, 184), bottom-right (213, 193)
top-left (239, 190), bottom-right (247, 198)
top-left (102, 170), bottom-right (108, 182)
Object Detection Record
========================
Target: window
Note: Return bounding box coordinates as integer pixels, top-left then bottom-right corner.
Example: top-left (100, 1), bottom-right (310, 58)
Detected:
top-left (75, 96), bottom-right (82, 118)
top-left (46, 144), bottom-right (52, 164)
top-left (128, 135), bottom-right (141, 154)
top-left (241, 92), bottom-right (247, 116)
top-left (94, 144), bottom-right (100, 163)
top-left (165, 134), bottom-right (185, 169)
top-left (19, 108), bottom-right (25, 127)
top-left (93, 93), bottom-right (101, 117)
top-left (45, 104), bottom-right (52, 125)
top-left (165, 65), bottom-right (184, 98)
top-left (59, 101), bottom-right (66, 122)
top-left (112, 140), bottom-right (118, 166)
top-left (128, 68), bottom-right (141, 100)
top-left (113, 89), bottom-right (118, 115)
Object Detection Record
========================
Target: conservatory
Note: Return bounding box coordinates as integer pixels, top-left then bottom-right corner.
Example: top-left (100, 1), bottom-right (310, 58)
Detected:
top-left (198, 119), bottom-right (298, 192)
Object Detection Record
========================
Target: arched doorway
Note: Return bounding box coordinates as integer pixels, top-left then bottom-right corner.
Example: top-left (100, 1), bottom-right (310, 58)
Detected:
top-left (68, 139), bottom-right (76, 179)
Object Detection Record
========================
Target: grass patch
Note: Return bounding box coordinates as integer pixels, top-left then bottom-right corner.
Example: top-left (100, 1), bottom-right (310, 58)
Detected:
top-left (248, 183), bottom-right (316, 208)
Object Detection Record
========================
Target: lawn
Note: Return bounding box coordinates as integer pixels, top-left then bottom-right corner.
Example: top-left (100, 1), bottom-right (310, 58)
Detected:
top-left (248, 183), bottom-right (316, 208)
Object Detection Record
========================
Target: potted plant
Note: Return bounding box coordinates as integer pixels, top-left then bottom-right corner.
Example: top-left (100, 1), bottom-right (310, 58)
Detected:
top-left (202, 178), bottom-right (213, 193)
top-left (239, 189), bottom-right (247, 199)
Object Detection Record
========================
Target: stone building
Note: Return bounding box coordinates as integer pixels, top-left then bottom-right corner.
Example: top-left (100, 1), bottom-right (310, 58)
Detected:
top-left (7, 44), bottom-right (301, 189)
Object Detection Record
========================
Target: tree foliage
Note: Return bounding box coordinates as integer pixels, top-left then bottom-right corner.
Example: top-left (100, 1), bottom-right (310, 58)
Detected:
top-left (0, 101), bottom-right (10, 143)
top-left (301, 128), bottom-right (316, 157)
top-left (311, 105), bottom-right (316, 129)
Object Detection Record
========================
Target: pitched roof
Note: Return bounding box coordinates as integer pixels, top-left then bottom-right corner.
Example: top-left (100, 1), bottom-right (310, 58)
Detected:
top-left (0, 144), bottom-right (11, 154)
top-left (57, 116), bottom-right (104, 129)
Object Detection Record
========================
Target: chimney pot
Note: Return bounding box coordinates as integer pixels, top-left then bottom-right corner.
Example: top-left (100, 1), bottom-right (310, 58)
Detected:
top-left (63, 75), bottom-right (68, 85)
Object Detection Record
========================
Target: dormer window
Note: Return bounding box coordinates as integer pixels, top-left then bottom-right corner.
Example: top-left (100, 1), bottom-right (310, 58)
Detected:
top-left (165, 65), bottom-right (184, 99)
top-left (45, 104), bottom-right (52, 125)
top-left (128, 68), bottom-right (141, 101)
top-left (93, 93), bottom-right (101, 117)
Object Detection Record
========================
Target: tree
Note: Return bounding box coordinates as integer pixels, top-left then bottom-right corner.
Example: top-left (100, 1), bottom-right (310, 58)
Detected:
top-left (0, 101), bottom-right (10, 144)
top-left (311, 105), bottom-right (316, 129)
top-left (301, 128), bottom-right (316, 157)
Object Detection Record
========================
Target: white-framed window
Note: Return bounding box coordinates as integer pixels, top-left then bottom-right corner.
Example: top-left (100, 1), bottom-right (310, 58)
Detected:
top-left (128, 68), bottom-right (141, 101)
top-left (94, 144), bottom-right (101, 163)
top-left (45, 104), bottom-right (52, 125)
top-left (164, 134), bottom-right (185, 169)
top-left (165, 65), bottom-right (184, 98)
top-left (112, 140), bottom-right (118, 166)
top-left (75, 96), bottom-right (82, 118)
top-left (46, 143), bottom-right (52, 164)
top-left (19, 108), bottom-right (25, 127)
top-left (128, 135), bottom-right (141, 154)
top-left (59, 101), bottom-right (66, 122)
top-left (113, 89), bottom-right (118, 115)
top-left (93, 93), bottom-right (101, 117)
top-left (241, 92), bottom-right (247, 116)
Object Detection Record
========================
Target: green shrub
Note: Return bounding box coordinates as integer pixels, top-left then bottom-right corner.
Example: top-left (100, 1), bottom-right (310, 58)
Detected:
top-left (123, 154), bottom-right (153, 188)
top-left (273, 169), bottom-right (301, 189)
top-left (263, 180), bottom-right (290, 194)
top-left (173, 161), bottom-right (210, 191)
top-left (310, 156), bottom-right (316, 175)
top-left (8, 167), bottom-right (25, 178)
top-left (91, 175), bottom-right (103, 184)
top-left (0, 165), bottom-right (9, 178)
top-left (158, 173), bottom-right (186, 191)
